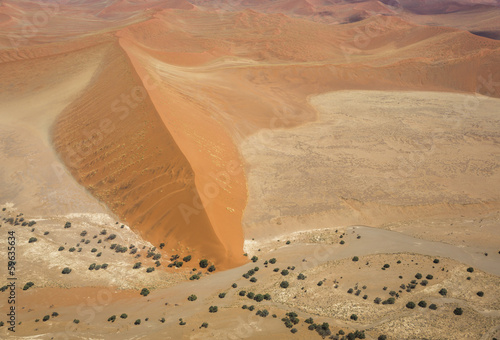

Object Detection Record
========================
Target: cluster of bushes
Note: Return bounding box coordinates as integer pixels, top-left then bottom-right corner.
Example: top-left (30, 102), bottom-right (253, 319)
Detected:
top-left (281, 312), bottom-right (299, 329)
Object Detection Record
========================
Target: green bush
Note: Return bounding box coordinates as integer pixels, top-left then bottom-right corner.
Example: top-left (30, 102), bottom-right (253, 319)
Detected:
top-left (140, 288), bottom-right (150, 296)
top-left (406, 301), bottom-right (416, 309)
top-left (280, 281), bottom-right (289, 288)
top-left (219, 293), bottom-right (226, 298)
top-left (247, 292), bottom-right (255, 299)
top-left (269, 258), bottom-right (276, 264)
top-left (64, 222), bottom-right (71, 228)
top-left (254, 294), bottom-right (264, 302)
top-left (62, 267), bottom-right (72, 274)
top-left (305, 317), bottom-right (314, 324)
top-left (273, 268), bottom-right (279, 272)
top-left (352, 256), bottom-right (359, 262)
top-left (439, 288), bottom-right (447, 296)
top-left (291, 328), bottom-right (297, 333)
top-left (188, 294), bottom-right (197, 301)
top-left (134, 319), bottom-right (141, 325)
top-left (433, 259), bottom-right (440, 264)
top-left (146, 267), bottom-right (155, 273)
top-left (251, 256), bottom-right (258, 263)
top-left (42, 315), bottom-right (50, 322)
top-left (28, 237), bottom-right (37, 243)
top-left (415, 273), bottom-right (422, 279)
top-left (201, 322), bottom-right (208, 328)
top-left (466, 267), bottom-right (474, 273)
top-left (453, 308), bottom-right (463, 315)
top-left (429, 304), bottom-right (438, 310)
top-left (209, 306), bottom-right (218, 313)
top-left (108, 315), bottom-right (116, 322)
top-left (73, 319), bottom-right (79, 324)
top-left (199, 259), bottom-right (208, 268)
top-left (232, 283), bottom-right (237, 288)
top-left (281, 269), bottom-right (289, 276)
top-left (120, 314), bottom-right (128, 319)
top-left (477, 291), bottom-right (484, 297)
top-left (58, 246), bottom-right (64, 251)
top-left (239, 290), bottom-right (246, 296)
top-left (340, 240), bottom-right (345, 245)
top-left (208, 265), bottom-right (216, 272)
top-left (23, 282), bottom-right (34, 290)
top-left (183, 255), bottom-right (191, 262)
top-left (426, 274), bottom-right (433, 280)
top-left (250, 277), bottom-right (257, 283)
top-left (297, 273), bottom-right (306, 280)
top-left (418, 300), bottom-right (427, 308)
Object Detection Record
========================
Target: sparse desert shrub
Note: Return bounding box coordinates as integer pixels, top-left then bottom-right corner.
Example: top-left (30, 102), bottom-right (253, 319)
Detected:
top-left (232, 283), bottom-right (237, 288)
top-left (477, 291), bottom-right (484, 297)
top-left (208, 265), bottom-right (216, 272)
top-left (159, 243), bottom-right (165, 249)
top-left (96, 252), bottom-right (102, 257)
top-left (107, 234), bottom-right (116, 240)
top-left (297, 273), bottom-right (306, 280)
top-left (239, 290), bottom-right (246, 296)
top-left (64, 222), bottom-right (71, 228)
top-left (250, 277), bottom-right (257, 283)
top-left (251, 256), bottom-right (258, 263)
top-left (291, 328), bottom-right (297, 334)
top-left (146, 267), bottom-right (155, 273)
top-left (269, 258), bottom-right (277, 264)
top-left (58, 246), bottom-right (64, 251)
top-left (51, 312), bottom-right (59, 317)
top-left (23, 282), bottom-right (34, 290)
top-left (415, 273), bottom-right (422, 279)
top-left (433, 259), bottom-right (440, 264)
top-left (108, 315), bottom-right (116, 322)
top-left (426, 274), bottom-right (433, 280)
top-left (28, 237), bottom-right (37, 243)
top-left (209, 306), bottom-right (218, 313)
top-left (247, 292), bottom-right (255, 299)
top-left (352, 256), bottom-right (359, 262)
top-left (254, 294), bottom-right (264, 302)
top-left (420, 279), bottom-right (428, 286)
top-left (200, 322), bottom-right (208, 328)
top-left (263, 293), bottom-right (271, 300)
top-left (61, 267), bottom-right (71, 274)
top-left (159, 318), bottom-right (165, 323)
top-left (305, 317), bottom-right (314, 324)
top-left (188, 294), bottom-right (197, 301)
top-left (140, 288), bottom-right (150, 297)
top-left (350, 314), bottom-right (358, 321)
top-left (153, 254), bottom-right (161, 260)
top-left (280, 281), bottom-right (289, 288)
top-left (89, 263), bottom-right (96, 270)
top-left (383, 264), bottom-right (390, 268)
top-left (418, 300), bottom-right (427, 308)
top-left (134, 319), bottom-right (141, 325)
top-left (439, 288), bottom-right (447, 296)
top-left (347, 288), bottom-right (354, 294)
top-left (374, 297), bottom-right (382, 304)
top-left (281, 269), bottom-right (289, 276)
top-left (467, 267), bottom-right (474, 273)
top-left (43, 315), bottom-right (50, 322)
top-left (183, 255), bottom-right (191, 262)
top-left (120, 314), bottom-right (128, 319)
top-left (453, 308), bottom-right (463, 315)
top-left (133, 262), bottom-right (141, 269)
top-left (317, 281), bottom-right (323, 286)
top-left (219, 293), bottom-right (226, 299)
top-left (199, 259), bottom-right (208, 268)
top-left (378, 335), bottom-right (387, 340)
top-left (429, 304), bottom-right (438, 310)
top-left (80, 231), bottom-right (87, 237)
top-left (189, 274), bottom-right (200, 280)
top-left (175, 261), bottom-right (183, 268)
top-left (248, 305), bottom-right (255, 311)
top-left (340, 240), bottom-right (345, 245)
top-left (73, 319), bottom-right (79, 324)
top-left (406, 301), bottom-right (416, 309)
top-left (273, 268), bottom-right (279, 272)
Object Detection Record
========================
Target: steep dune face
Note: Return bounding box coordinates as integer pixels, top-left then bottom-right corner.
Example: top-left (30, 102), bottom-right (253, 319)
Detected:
top-left (51, 41), bottom-right (243, 268)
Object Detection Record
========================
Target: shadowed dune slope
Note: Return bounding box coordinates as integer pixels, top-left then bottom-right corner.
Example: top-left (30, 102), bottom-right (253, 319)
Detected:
top-left (51, 41), bottom-right (244, 268)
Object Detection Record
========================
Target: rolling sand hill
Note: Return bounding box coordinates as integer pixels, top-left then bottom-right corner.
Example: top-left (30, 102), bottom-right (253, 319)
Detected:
top-left (0, 0), bottom-right (499, 338)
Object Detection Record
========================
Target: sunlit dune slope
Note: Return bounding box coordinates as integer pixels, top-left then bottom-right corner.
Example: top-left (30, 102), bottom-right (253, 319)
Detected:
top-left (51, 41), bottom-right (244, 268)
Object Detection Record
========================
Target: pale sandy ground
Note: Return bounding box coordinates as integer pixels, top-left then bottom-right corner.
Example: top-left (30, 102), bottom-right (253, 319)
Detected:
top-left (241, 90), bottom-right (500, 252)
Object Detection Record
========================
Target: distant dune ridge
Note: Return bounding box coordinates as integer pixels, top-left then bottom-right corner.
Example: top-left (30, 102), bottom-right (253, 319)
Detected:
top-left (0, 0), bottom-right (499, 268)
